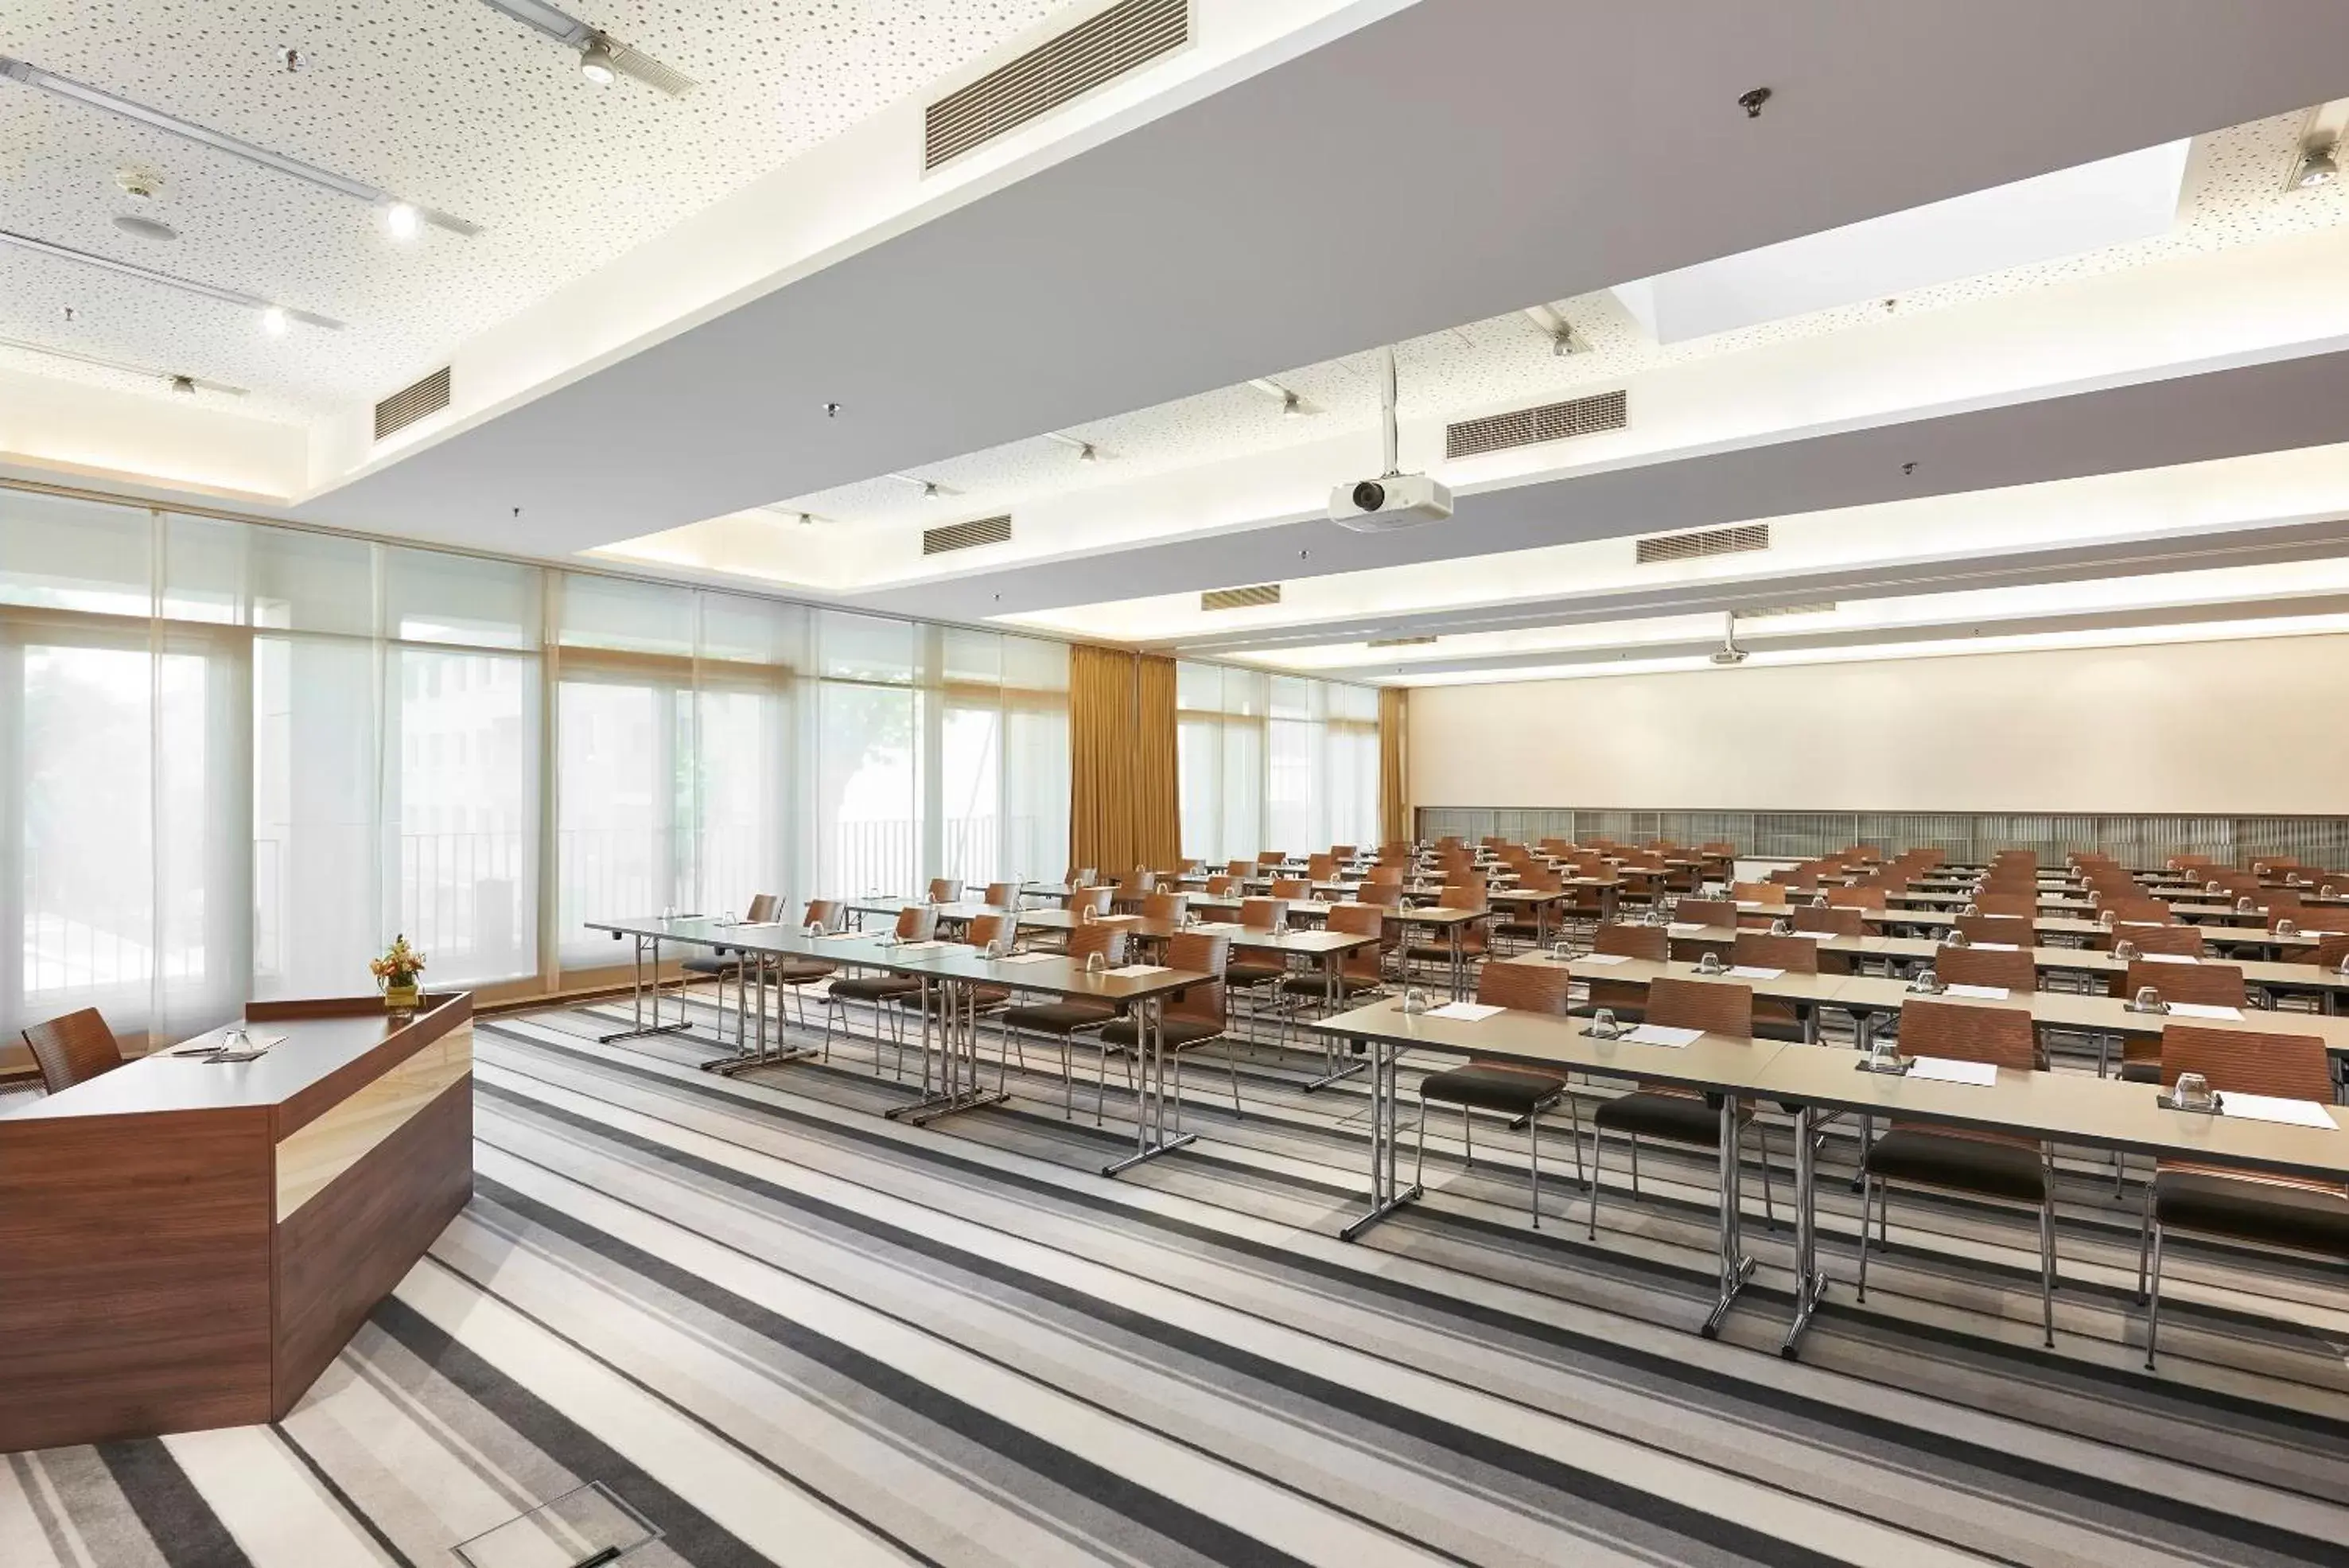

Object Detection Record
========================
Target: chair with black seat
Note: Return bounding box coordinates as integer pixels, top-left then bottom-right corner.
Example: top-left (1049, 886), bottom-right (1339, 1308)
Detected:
top-left (679, 893), bottom-right (781, 1040)
top-left (1857, 1000), bottom-right (2056, 1345)
top-left (1671, 897), bottom-right (1739, 931)
top-left (1225, 897), bottom-right (1291, 1033)
top-left (1142, 890), bottom-right (1189, 927)
top-left (21, 1008), bottom-right (127, 1095)
top-left (983, 881), bottom-right (1018, 909)
top-left (2096, 920), bottom-right (2202, 957)
top-left (769, 898), bottom-right (848, 1032)
top-left (823, 903), bottom-right (939, 1074)
top-left (1414, 959), bottom-right (1584, 1228)
top-left (1791, 904), bottom-right (1864, 937)
top-left (928, 877), bottom-right (963, 905)
top-left (947, 912), bottom-right (1021, 1087)
top-left (1731, 930), bottom-right (1821, 1041)
top-left (1403, 883), bottom-right (1489, 985)
top-left (1097, 930), bottom-right (1237, 1120)
top-left (1278, 900), bottom-right (1390, 1019)
top-left (1955, 913), bottom-right (2033, 947)
top-left (2138, 1025), bottom-right (2349, 1369)
top-left (1587, 978), bottom-right (1776, 1239)
top-left (1827, 885), bottom-right (1888, 912)
top-left (1571, 921), bottom-right (1667, 1025)
top-left (1935, 943), bottom-right (2038, 994)
top-left (2110, 958), bottom-right (2247, 1082)
top-left (999, 921), bottom-right (1126, 1117)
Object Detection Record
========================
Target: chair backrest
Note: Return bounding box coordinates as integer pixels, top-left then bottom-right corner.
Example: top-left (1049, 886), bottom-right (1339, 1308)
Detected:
top-left (1270, 877), bottom-right (1313, 901)
top-left (1067, 920), bottom-right (1129, 967)
top-left (928, 877), bottom-right (963, 905)
top-left (1205, 873), bottom-right (1236, 895)
top-left (803, 898), bottom-right (845, 931)
top-left (1365, 864), bottom-right (1403, 886)
top-left (2159, 1024), bottom-right (2331, 1100)
top-left (21, 1008), bottom-right (125, 1095)
top-left (1066, 887), bottom-right (1113, 917)
top-left (1672, 897), bottom-right (1737, 928)
top-left (1307, 854), bottom-right (1337, 880)
top-left (1733, 931), bottom-right (1819, 975)
top-left (1593, 922), bottom-right (1668, 961)
top-left (1438, 881), bottom-right (1486, 912)
top-left (1328, 901), bottom-right (1389, 978)
top-left (895, 905), bottom-right (939, 941)
top-left (741, 893), bottom-right (780, 924)
top-left (983, 881), bottom-right (1018, 908)
top-left (1329, 845), bottom-right (1356, 861)
top-left (1827, 885), bottom-right (1888, 910)
top-left (1897, 998), bottom-right (2036, 1070)
top-left (1240, 897), bottom-right (1285, 931)
top-left (1955, 913), bottom-right (2032, 945)
top-left (1644, 978), bottom-right (1753, 1039)
top-left (1732, 881), bottom-right (1787, 906)
top-left (1069, 866), bottom-right (1099, 889)
top-left (1477, 959), bottom-right (1573, 1014)
top-left (1257, 850), bottom-right (1287, 866)
top-left (2103, 921), bottom-right (2202, 957)
top-left (1935, 944), bottom-right (2036, 992)
top-left (2310, 933), bottom-right (2349, 971)
top-left (1355, 881), bottom-right (1404, 908)
top-left (1227, 858), bottom-right (1253, 878)
top-left (2124, 958), bottom-right (2244, 1008)
top-left (1163, 931), bottom-right (1231, 1026)
top-left (1973, 893), bottom-right (2035, 918)
top-left (965, 912), bottom-right (1016, 953)
top-left (1791, 905), bottom-right (1863, 936)
top-left (1143, 891), bottom-right (1188, 925)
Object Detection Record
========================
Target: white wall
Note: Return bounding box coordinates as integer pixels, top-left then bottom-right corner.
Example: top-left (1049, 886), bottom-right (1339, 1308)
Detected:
top-left (1406, 633), bottom-right (2349, 816)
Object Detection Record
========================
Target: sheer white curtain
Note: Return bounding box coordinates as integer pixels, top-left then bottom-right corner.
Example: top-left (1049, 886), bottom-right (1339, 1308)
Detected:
top-left (1175, 660), bottom-right (1379, 864)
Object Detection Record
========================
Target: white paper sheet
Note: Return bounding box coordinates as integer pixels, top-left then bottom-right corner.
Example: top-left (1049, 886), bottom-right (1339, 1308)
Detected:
top-left (1908, 1056), bottom-right (1999, 1086)
top-left (1666, 922), bottom-right (1709, 934)
top-left (2138, 952), bottom-right (2200, 965)
top-left (1577, 952), bottom-right (1631, 965)
top-left (822, 931), bottom-right (876, 941)
top-left (1107, 963), bottom-right (1169, 977)
top-left (1793, 930), bottom-right (1838, 940)
top-left (891, 940), bottom-right (947, 953)
top-left (1427, 1002), bottom-right (1503, 1021)
top-left (2164, 1002), bottom-right (2243, 1021)
top-left (1620, 1024), bottom-right (1703, 1048)
top-left (1942, 983), bottom-right (2010, 1000)
top-left (1970, 942), bottom-right (2021, 951)
top-left (1725, 965), bottom-right (1786, 979)
top-left (2218, 1093), bottom-right (2339, 1129)
top-left (996, 952), bottom-right (1059, 965)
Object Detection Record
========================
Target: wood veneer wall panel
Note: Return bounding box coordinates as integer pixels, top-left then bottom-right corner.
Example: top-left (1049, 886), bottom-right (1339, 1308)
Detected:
top-left (0, 1107), bottom-right (273, 1451)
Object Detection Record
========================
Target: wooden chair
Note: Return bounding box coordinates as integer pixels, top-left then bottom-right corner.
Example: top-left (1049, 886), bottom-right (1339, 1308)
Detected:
top-left (1972, 893), bottom-right (2036, 918)
top-left (1364, 863), bottom-right (1404, 887)
top-left (1142, 891), bottom-right (1189, 926)
top-left (823, 904), bottom-right (939, 1071)
top-left (1226, 858), bottom-right (1254, 880)
top-left (1732, 931), bottom-right (1819, 1041)
top-left (1955, 913), bottom-right (2033, 946)
top-left (1934, 944), bottom-right (2036, 993)
top-left (1826, 885), bottom-right (1888, 912)
top-left (21, 1008), bottom-right (126, 1095)
top-left (1791, 905), bottom-right (1864, 937)
top-left (1403, 884), bottom-right (1489, 979)
top-left (2098, 921), bottom-right (2202, 957)
top-left (983, 881), bottom-right (1018, 908)
top-left (757, 898), bottom-right (846, 1028)
top-left (681, 892), bottom-right (783, 1038)
top-left (1307, 853), bottom-right (1338, 881)
top-left (1355, 881), bottom-right (1405, 909)
top-left (1223, 899), bottom-right (1290, 1019)
top-left (1671, 897), bottom-right (1738, 930)
top-left (1573, 922), bottom-right (1667, 1025)
top-left (999, 923), bottom-right (1127, 1118)
top-left (1098, 930), bottom-right (1237, 1119)
top-left (1270, 877), bottom-right (1313, 903)
top-left (928, 877), bottom-right (964, 905)
top-left (2138, 1025), bottom-right (2348, 1369)
top-left (1857, 1000), bottom-right (2055, 1344)
top-left (1065, 887), bottom-right (1113, 919)
top-left (1733, 881), bottom-right (1788, 906)
top-left (2112, 959), bottom-right (2247, 1082)
top-left (1204, 873), bottom-right (1237, 897)
top-left (1414, 959), bottom-right (1584, 1227)
top-left (1586, 979), bottom-right (1775, 1239)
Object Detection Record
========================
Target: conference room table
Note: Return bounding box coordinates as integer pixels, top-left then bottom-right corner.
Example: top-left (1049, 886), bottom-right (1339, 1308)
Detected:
top-left (585, 914), bottom-right (1215, 1173)
top-left (1183, 893), bottom-right (1488, 998)
top-left (1732, 901), bottom-right (2336, 957)
top-left (1302, 986), bottom-right (2349, 1356)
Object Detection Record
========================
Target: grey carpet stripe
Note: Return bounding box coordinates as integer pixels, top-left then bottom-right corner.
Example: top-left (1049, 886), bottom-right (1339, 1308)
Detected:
top-left (268, 1426), bottom-right (418, 1568)
top-left (94, 1440), bottom-right (249, 1568)
top-left (472, 1048), bottom-right (2349, 1568)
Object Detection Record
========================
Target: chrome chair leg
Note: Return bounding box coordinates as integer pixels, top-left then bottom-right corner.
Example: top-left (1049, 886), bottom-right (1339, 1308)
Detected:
top-left (1460, 1103), bottom-right (1473, 1169)
top-left (1528, 1111), bottom-right (1542, 1229)
top-left (1856, 1175), bottom-right (1873, 1301)
top-left (1628, 1134), bottom-right (1640, 1197)
top-left (2039, 1198), bottom-right (2057, 1348)
top-left (1413, 1093), bottom-right (1431, 1187)
top-left (2143, 1216), bottom-right (2164, 1370)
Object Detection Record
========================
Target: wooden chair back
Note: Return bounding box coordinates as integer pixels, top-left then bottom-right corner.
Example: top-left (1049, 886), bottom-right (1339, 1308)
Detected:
top-left (2123, 959), bottom-right (2245, 1009)
top-left (1791, 905), bottom-right (1864, 936)
top-left (1142, 892), bottom-right (1188, 925)
top-left (1672, 897), bottom-right (1738, 928)
top-left (1827, 885), bottom-right (1888, 911)
top-left (1732, 881), bottom-right (1787, 906)
top-left (1935, 944), bottom-right (2036, 991)
top-left (1897, 998), bottom-right (2036, 1070)
top-left (928, 877), bottom-right (963, 904)
top-left (1593, 923), bottom-right (1668, 960)
top-left (1955, 913), bottom-right (2032, 946)
top-left (21, 1009), bottom-right (125, 1095)
top-left (2158, 1025), bottom-right (2331, 1100)
top-left (1163, 932), bottom-right (1231, 1027)
top-left (1972, 893), bottom-right (2035, 918)
top-left (983, 881), bottom-right (1018, 908)
top-left (1307, 854), bottom-right (1337, 881)
top-left (965, 912), bottom-right (1016, 953)
top-left (1365, 863), bottom-right (1403, 886)
top-left (2102, 921), bottom-right (2202, 957)
top-left (2310, 934), bottom-right (2349, 971)
top-left (1477, 960), bottom-right (1573, 1014)
top-left (1205, 874), bottom-right (1236, 896)
top-left (1328, 901), bottom-right (1390, 981)
top-left (1270, 877), bottom-right (1313, 902)
top-left (894, 905), bottom-right (939, 942)
top-left (1067, 920), bottom-right (1129, 968)
top-left (1226, 858), bottom-right (1254, 879)
top-left (1240, 897), bottom-right (1285, 932)
top-left (1356, 881), bottom-right (1404, 908)
top-left (1256, 850), bottom-right (1288, 867)
top-left (1645, 978), bottom-right (1753, 1039)
top-left (1066, 887), bottom-right (1114, 917)
top-left (803, 898), bottom-right (845, 931)
top-left (1733, 931), bottom-right (1819, 975)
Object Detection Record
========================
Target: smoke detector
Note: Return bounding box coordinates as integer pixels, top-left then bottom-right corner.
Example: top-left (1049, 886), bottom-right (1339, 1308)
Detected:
top-left (1708, 612), bottom-right (1750, 666)
top-left (115, 165), bottom-right (164, 201)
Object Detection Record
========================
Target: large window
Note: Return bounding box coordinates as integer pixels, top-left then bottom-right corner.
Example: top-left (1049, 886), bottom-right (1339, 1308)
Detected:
top-left (1178, 661), bottom-right (1377, 862)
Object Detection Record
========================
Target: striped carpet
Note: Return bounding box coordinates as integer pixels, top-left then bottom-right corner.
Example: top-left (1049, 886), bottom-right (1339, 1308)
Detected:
top-left (6, 984), bottom-right (2347, 1567)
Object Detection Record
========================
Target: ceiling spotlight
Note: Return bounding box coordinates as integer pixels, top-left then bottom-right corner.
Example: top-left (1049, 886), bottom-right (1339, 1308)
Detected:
top-left (1737, 86), bottom-right (1772, 119)
top-left (112, 214), bottom-right (178, 243)
top-left (1044, 430), bottom-right (1102, 461)
top-left (168, 373), bottom-right (196, 395)
top-left (384, 200), bottom-right (422, 240)
top-left (1281, 391), bottom-right (1304, 418)
top-left (578, 35), bottom-right (617, 85)
top-left (1247, 376), bottom-right (1311, 417)
top-left (2293, 142), bottom-right (2339, 189)
top-left (259, 305), bottom-right (289, 336)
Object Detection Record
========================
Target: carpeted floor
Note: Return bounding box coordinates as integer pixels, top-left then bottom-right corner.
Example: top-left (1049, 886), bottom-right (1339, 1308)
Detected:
top-left (6, 985), bottom-right (2347, 1566)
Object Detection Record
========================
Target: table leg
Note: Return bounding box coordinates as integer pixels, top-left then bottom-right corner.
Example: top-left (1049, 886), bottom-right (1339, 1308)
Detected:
top-left (1305, 949), bottom-right (1367, 1090)
top-left (1779, 1104), bottom-right (1826, 1358)
top-left (703, 951), bottom-right (819, 1076)
top-left (891, 976), bottom-right (1010, 1125)
top-left (1103, 995), bottom-right (1200, 1174)
top-left (1700, 1094), bottom-right (1758, 1337)
top-left (1340, 1036), bottom-right (1423, 1240)
top-left (601, 935), bottom-right (698, 1044)
top-left (1449, 921), bottom-right (1465, 1000)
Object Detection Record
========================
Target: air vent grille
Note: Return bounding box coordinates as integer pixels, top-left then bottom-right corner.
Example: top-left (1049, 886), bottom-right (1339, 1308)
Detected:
top-left (1367, 634), bottom-right (1437, 648)
top-left (922, 515), bottom-right (1013, 555)
top-left (1445, 387), bottom-right (1627, 460)
top-left (925, 0), bottom-right (1189, 170)
top-left (1635, 523), bottom-right (1770, 565)
top-left (1743, 601), bottom-right (1836, 619)
top-left (374, 366), bottom-right (450, 441)
top-left (1201, 583), bottom-right (1280, 612)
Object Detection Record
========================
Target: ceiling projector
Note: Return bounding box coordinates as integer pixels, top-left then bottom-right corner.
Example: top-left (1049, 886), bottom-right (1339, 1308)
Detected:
top-left (1329, 472), bottom-right (1453, 531)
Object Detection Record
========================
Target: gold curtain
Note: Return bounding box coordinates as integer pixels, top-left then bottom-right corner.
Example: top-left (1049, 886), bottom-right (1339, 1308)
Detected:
top-left (1379, 685), bottom-right (1410, 845)
top-left (1069, 644), bottom-right (1181, 874)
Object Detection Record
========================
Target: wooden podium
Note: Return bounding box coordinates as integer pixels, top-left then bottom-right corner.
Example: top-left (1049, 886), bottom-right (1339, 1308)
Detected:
top-left (0, 993), bottom-right (473, 1452)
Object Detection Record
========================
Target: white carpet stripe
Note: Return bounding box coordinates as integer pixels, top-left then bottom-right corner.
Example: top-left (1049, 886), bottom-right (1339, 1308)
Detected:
top-left (391, 1253), bottom-right (916, 1568)
top-left (0, 1459), bottom-right (74, 1568)
top-left (160, 1427), bottom-right (392, 1568)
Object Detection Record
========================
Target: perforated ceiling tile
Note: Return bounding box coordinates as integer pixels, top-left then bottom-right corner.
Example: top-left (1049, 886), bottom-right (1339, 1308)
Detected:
top-left (774, 111), bottom-right (2349, 534)
top-left (0, 2), bottom-right (1061, 420)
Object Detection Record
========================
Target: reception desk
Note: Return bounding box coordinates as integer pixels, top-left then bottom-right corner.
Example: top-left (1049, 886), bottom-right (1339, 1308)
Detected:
top-left (0, 993), bottom-right (473, 1452)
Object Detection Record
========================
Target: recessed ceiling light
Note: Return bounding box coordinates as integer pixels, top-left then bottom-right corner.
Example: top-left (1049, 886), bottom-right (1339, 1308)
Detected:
top-left (112, 214), bottom-right (177, 243)
top-left (2293, 143), bottom-right (2339, 189)
top-left (578, 36), bottom-right (617, 85)
top-left (260, 305), bottom-right (289, 336)
top-left (383, 201), bottom-right (421, 240)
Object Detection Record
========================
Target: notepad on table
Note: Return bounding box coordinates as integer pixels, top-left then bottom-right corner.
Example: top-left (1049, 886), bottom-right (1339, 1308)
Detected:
top-left (2138, 952), bottom-right (2200, 965)
top-left (2165, 1002), bottom-right (2243, 1021)
top-left (1426, 1001), bottom-right (1503, 1022)
top-left (1970, 942), bottom-right (2020, 951)
top-left (1793, 930), bottom-right (1837, 940)
top-left (822, 930), bottom-right (875, 941)
top-left (1908, 1056), bottom-right (1998, 1087)
top-left (1620, 1024), bottom-right (1703, 1048)
top-left (892, 940), bottom-right (946, 953)
top-left (1942, 983), bottom-right (2009, 1000)
top-left (1107, 963), bottom-right (1169, 977)
top-left (1666, 922), bottom-right (1708, 934)
top-left (2216, 1093), bottom-right (2337, 1129)
top-left (997, 951), bottom-right (1058, 965)
top-left (1577, 952), bottom-right (1630, 966)
top-left (1725, 964), bottom-right (1785, 980)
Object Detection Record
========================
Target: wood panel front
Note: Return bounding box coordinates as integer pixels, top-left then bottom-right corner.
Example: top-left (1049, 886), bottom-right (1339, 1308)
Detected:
top-left (0, 1107), bottom-right (274, 1452)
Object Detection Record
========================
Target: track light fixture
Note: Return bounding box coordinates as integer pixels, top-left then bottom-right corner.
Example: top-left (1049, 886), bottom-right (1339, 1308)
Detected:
top-left (1247, 377), bottom-right (1313, 417)
top-left (1043, 431), bottom-right (1103, 461)
top-left (0, 228), bottom-right (341, 330)
top-left (474, 2), bottom-right (698, 95)
top-left (578, 35), bottom-right (616, 85)
top-left (2293, 142), bottom-right (2339, 189)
